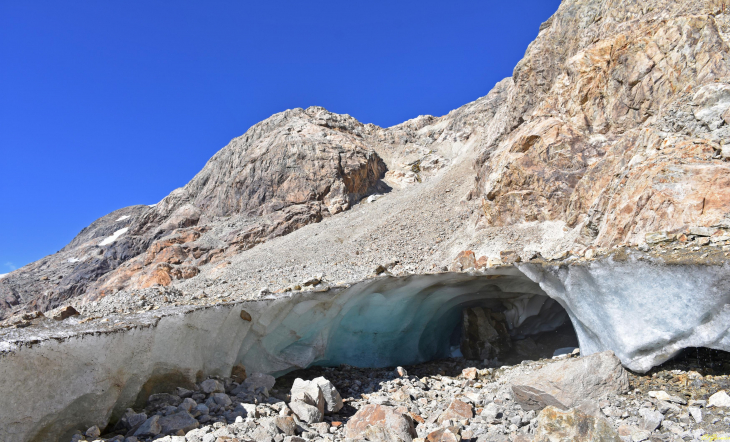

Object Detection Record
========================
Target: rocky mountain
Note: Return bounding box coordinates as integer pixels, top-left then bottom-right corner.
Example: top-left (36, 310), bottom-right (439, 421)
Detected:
top-left (5, 1), bottom-right (730, 441)
top-left (3, 0), bottom-right (730, 323)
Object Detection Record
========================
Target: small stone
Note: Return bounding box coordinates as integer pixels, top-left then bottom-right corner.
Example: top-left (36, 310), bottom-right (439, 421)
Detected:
top-left (688, 406), bottom-right (702, 423)
top-left (158, 410), bottom-right (199, 435)
top-left (85, 426), bottom-right (101, 438)
top-left (211, 393), bottom-right (232, 407)
top-left (533, 406), bottom-right (620, 442)
top-left (200, 379), bottom-right (225, 394)
top-left (461, 367), bottom-right (477, 380)
top-left (639, 408), bottom-right (663, 431)
top-left (631, 430), bottom-right (651, 442)
top-left (134, 415), bottom-right (162, 437)
top-left (648, 390), bottom-right (686, 404)
top-left (426, 426), bottom-right (461, 442)
top-left (178, 397), bottom-right (197, 412)
top-left (437, 399), bottom-right (473, 423)
top-left (708, 390), bottom-right (730, 407)
top-left (240, 310), bottom-right (252, 321)
top-left (396, 366), bottom-right (408, 377)
top-left (345, 404), bottom-right (418, 442)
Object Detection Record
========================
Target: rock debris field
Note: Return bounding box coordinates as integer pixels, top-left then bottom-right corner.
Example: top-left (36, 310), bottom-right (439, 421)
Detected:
top-left (67, 350), bottom-right (730, 442)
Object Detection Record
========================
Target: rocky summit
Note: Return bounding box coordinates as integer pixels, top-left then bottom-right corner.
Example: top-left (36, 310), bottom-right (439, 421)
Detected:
top-left (3, 0), bottom-right (730, 441)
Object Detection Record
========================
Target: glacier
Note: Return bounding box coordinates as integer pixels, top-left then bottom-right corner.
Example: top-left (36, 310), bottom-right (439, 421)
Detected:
top-left (1, 254), bottom-right (729, 441)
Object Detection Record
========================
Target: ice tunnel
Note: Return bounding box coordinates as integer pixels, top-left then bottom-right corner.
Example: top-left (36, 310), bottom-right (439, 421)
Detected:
top-left (3, 255), bottom-right (730, 442)
top-left (246, 270), bottom-right (576, 375)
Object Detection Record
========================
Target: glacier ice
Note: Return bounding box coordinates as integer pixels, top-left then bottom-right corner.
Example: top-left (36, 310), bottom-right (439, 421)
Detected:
top-left (1, 256), bottom-right (729, 441)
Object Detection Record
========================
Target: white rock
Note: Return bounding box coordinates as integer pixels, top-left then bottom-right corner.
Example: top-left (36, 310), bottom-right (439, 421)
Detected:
top-left (708, 391), bottom-right (730, 408)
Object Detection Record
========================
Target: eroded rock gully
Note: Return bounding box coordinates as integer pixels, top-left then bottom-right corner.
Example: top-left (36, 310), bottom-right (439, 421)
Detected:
top-left (4, 0), bottom-right (730, 440)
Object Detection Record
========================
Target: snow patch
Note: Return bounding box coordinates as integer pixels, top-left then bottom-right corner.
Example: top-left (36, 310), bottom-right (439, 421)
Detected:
top-left (115, 215), bottom-right (130, 222)
top-left (0, 274), bottom-right (6, 279)
top-left (98, 228), bottom-right (129, 246)
top-left (67, 258), bottom-right (80, 263)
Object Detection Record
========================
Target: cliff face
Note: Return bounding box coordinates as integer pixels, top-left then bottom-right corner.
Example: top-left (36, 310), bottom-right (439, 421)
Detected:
top-left (475, 0), bottom-right (730, 246)
top-left (4, 0), bottom-right (730, 321)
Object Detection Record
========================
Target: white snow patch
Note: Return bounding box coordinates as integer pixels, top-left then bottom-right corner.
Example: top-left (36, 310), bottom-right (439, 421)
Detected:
top-left (67, 258), bottom-right (81, 263)
top-left (115, 215), bottom-right (130, 222)
top-left (148, 203), bottom-right (157, 207)
top-left (99, 228), bottom-right (129, 246)
top-left (0, 273), bottom-right (7, 279)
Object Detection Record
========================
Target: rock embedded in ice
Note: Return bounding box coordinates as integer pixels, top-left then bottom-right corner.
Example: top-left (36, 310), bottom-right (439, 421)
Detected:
top-left (533, 406), bottom-right (620, 442)
top-left (200, 379), bottom-right (224, 394)
top-left (313, 377), bottom-right (343, 414)
top-left (344, 404), bottom-right (418, 442)
top-left (460, 307), bottom-right (511, 360)
top-left (511, 351), bottom-right (629, 411)
top-left (708, 391), bottom-right (730, 408)
top-left (230, 363), bottom-right (247, 382)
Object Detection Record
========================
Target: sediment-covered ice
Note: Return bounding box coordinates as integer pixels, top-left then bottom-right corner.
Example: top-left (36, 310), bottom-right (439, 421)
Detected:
top-left (519, 255), bottom-right (730, 373)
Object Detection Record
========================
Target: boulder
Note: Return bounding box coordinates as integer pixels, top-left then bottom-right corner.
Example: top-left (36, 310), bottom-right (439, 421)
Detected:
top-left (158, 410), bottom-right (199, 435)
top-left (134, 415), bottom-right (162, 437)
top-left (533, 406), bottom-right (620, 442)
top-left (511, 351), bottom-right (629, 411)
top-left (345, 404), bottom-right (418, 442)
top-left (200, 379), bottom-right (225, 394)
top-left (313, 377), bottom-right (343, 414)
top-left (289, 381), bottom-right (325, 424)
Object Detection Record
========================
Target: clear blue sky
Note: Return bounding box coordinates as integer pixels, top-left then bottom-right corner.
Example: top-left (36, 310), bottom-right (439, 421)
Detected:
top-left (0, 0), bottom-right (561, 272)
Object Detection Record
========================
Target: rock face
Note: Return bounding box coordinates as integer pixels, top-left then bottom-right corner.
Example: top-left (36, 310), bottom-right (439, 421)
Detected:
top-left (0, 107), bottom-right (387, 319)
top-left (475, 0), bottom-right (730, 249)
top-left (511, 351), bottom-right (629, 411)
top-left (460, 307), bottom-right (512, 360)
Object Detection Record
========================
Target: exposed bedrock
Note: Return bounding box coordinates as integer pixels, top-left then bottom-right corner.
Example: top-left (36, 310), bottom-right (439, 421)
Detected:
top-left (1, 258), bottom-right (729, 441)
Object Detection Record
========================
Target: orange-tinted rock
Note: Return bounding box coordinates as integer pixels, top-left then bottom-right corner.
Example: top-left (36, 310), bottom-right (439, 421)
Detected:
top-left (52, 306), bottom-right (80, 321)
top-left (450, 251), bottom-right (476, 272)
top-left (345, 404), bottom-right (417, 442)
top-left (437, 399), bottom-right (473, 423)
top-left (426, 426), bottom-right (461, 442)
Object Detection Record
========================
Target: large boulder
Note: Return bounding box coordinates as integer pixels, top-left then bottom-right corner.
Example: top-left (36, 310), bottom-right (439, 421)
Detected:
top-left (511, 351), bottom-right (629, 411)
top-left (534, 406), bottom-right (620, 442)
top-left (344, 404), bottom-right (417, 442)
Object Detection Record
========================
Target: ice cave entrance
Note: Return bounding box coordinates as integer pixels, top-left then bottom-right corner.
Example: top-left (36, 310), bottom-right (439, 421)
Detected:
top-left (246, 271), bottom-right (579, 376)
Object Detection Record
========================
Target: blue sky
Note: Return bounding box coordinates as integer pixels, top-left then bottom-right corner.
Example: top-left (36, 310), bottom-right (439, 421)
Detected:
top-left (0, 0), bottom-right (561, 271)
